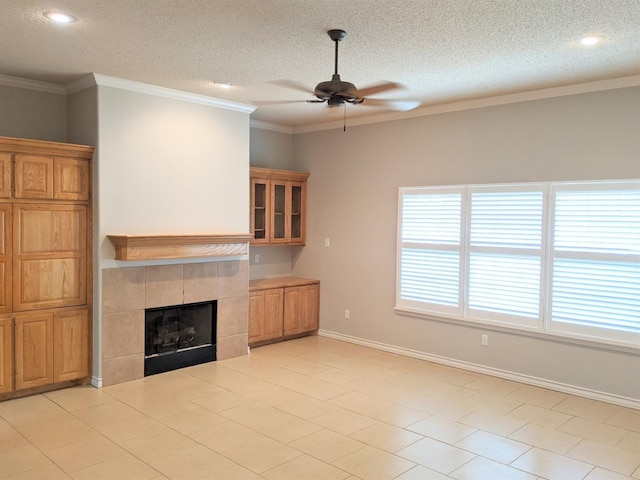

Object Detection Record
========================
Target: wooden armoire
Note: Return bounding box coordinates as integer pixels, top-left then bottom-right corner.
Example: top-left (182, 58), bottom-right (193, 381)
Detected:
top-left (0, 136), bottom-right (93, 398)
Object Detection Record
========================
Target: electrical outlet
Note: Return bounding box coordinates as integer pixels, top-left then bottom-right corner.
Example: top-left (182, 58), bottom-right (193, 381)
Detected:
top-left (325, 237), bottom-right (330, 247)
top-left (254, 254), bottom-right (260, 263)
top-left (481, 334), bottom-right (489, 346)
top-left (344, 309), bottom-right (350, 319)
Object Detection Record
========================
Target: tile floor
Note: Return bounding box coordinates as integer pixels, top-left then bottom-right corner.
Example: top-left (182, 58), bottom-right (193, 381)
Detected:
top-left (1, 335), bottom-right (639, 480)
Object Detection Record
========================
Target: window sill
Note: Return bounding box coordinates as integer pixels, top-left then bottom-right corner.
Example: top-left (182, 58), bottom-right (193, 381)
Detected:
top-left (395, 306), bottom-right (640, 355)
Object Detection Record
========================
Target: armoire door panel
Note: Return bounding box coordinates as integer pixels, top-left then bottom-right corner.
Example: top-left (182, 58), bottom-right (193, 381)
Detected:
top-left (53, 309), bottom-right (88, 382)
top-left (0, 153), bottom-right (11, 199)
top-left (16, 259), bottom-right (85, 310)
top-left (14, 204), bottom-right (86, 311)
top-left (17, 206), bottom-right (84, 253)
top-left (14, 155), bottom-right (54, 199)
top-left (0, 205), bottom-right (11, 313)
top-left (15, 312), bottom-right (54, 390)
top-left (0, 316), bottom-right (13, 394)
top-left (54, 158), bottom-right (90, 200)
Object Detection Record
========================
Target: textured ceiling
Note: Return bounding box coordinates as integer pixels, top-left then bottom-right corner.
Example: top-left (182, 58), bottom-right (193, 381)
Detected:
top-left (1, 0), bottom-right (639, 129)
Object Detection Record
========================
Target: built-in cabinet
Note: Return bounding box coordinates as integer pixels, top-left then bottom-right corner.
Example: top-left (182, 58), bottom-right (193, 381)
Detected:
top-left (0, 136), bottom-right (93, 399)
top-left (249, 277), bottom-right (319, 346)
top-left (250, 167), bottom-right (309, 246)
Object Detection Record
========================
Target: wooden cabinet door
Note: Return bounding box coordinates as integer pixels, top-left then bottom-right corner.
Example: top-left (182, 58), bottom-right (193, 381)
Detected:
top-left (300, 284), bottom-right (319, 332)
top-left (270, 181), bottom-right (289, 244)
top-left (248, 291), bottom-right (265, 343)
top-left (283, 286), bottom-right (302, 336)
top-left (0, 316), bottom-right (13, 394)
top-left (284, 284), bottom-right (319, 336)
top-left (15, 312), bottom-right (54, 390)
top-left (53, 309), bottom-right (88, 382)
top-left (250, 178), bottom-right (270, 245)
top-left (249, 289), bottom-right (283, 344)
top-left (54, 158), bottom-right (90, 200)
top-left (0, 205), bottom-right (11, 314)
top-left (289, 181), bottom-right (306, 245)
top-left (14, 204), bottom-right (87, 311)
top-left (14, 155), bottom-right (54, 199)
top-left (0, 153), bottom-right (11, 199)
top-left (269, 181), bottom-right (307, 246)
top-left (263, 289), bottom-right (284, 341)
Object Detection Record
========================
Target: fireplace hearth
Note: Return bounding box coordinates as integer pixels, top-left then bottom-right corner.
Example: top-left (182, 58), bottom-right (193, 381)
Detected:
top-left (144, 300), bottom-right (217, 376)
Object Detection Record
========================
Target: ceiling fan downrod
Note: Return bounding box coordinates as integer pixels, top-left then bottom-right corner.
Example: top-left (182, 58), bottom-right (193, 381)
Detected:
top-left (328, 29), bottom-right (346, 76)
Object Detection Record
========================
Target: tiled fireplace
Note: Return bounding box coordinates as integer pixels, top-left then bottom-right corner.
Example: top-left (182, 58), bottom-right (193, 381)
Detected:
top-left (100, 260), bottom-right (248, 386)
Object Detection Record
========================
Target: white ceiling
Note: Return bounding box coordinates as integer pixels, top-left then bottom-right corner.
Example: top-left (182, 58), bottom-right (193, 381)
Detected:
top-left (2, 0), bottom-right (639, 130)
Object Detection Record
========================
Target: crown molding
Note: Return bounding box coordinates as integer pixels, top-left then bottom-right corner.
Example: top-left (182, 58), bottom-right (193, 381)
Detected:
top-left (65, 74), bottom-right (98, 94)
top-left (250, 119), bottom-right (293, 134)
top-left (293, 74), bottom-right (640, 134)
top-left (0, 74), bottom-right (66, 95)
top-left (87, 74), bottom-right (256, 113)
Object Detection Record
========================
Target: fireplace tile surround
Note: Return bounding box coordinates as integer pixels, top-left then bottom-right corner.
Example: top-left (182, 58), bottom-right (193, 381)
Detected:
top-left (101, 260), bottom-right (248, 386)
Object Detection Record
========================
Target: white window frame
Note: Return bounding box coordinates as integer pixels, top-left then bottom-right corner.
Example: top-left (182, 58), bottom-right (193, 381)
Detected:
top-left (546, 181), bottom-right (640, 345)
top-left (396, 180), bottom-right (640, 349)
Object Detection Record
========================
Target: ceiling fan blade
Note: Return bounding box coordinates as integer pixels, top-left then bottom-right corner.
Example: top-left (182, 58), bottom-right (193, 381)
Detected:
top-left (358, 98), bottom-right (421, 111)
top-left (347, 81), bottom-right (402, 98)
top-left (269, 80), bottom-right (315, 95)
top-left (252, 99), bottom-right (311, 106)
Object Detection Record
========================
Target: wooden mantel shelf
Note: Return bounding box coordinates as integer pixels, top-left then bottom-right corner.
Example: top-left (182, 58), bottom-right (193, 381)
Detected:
top-left (107, 234), bottom-right (252, 261)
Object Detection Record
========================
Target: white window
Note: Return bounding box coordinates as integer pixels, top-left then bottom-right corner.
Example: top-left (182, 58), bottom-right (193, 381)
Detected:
top-left (397, 180), bottom-right (640, 347)
top-left (548, 183), bottom-right (640, 344)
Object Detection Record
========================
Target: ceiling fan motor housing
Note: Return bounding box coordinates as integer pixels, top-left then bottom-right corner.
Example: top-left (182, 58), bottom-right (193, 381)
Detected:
top-left (314, 74), bottom-right (357, 100)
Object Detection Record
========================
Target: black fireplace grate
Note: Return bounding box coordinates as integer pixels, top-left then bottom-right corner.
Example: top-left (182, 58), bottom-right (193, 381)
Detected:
top-left (144, 300), bottom-right (216, 376)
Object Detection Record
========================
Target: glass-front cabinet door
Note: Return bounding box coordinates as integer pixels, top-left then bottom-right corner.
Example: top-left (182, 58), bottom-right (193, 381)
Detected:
top-left (250, 178), bottom-right (270, 244)
top-left (289, 182), bottom-right (305, 243)
top-left (271, 182), bottom-right (287, 241)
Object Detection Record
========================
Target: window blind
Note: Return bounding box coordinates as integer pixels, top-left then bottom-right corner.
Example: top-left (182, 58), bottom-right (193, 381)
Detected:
top-left (467, 188), bottom-right (544, 326)
top-left (397, 179), bottom-right (640, 347)
top-left (398, 189), bottom-right (463, 315)
top-left (549, 184), bottom-right (640, 340)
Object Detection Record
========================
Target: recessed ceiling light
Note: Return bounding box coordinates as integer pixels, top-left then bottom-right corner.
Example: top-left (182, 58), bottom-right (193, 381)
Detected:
top-left (43, 11), bottom-right (77, 24)
top-left (214, 81), bottom-right (233, 89)
top-left (579, 35), bottom-right (602, 46)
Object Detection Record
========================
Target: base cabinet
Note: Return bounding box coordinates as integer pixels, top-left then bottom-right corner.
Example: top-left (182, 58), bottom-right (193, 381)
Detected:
top-left (249, 277), bottom-right (319, 347)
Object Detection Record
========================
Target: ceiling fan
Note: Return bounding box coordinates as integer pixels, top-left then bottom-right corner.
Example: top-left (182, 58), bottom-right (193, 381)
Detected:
top-left (274, 29), bottom-right (420, 112)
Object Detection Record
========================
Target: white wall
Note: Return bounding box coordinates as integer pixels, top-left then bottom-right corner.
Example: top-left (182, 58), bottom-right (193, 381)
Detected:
top-left (291, 86), bottom-right (640, 403)
top-left (97, 86), bottom-right (250, 263)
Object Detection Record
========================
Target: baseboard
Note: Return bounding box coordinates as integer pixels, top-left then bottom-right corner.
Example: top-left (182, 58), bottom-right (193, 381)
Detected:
top-left (318, 329), bottom-right (640, 410)
top-left (91, 376), bottom-right (103, 388)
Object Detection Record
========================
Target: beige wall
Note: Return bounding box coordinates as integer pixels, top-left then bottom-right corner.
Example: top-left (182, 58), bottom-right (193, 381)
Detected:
top-left (0, 84), bottom-right (67, 142)
top-left (249, 126), bottom-right (298, 279)
top-left (290, 86), bottom-right (640, 402)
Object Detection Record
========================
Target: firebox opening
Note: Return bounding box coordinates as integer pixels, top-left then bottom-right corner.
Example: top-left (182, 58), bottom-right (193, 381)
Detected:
top-left (144, 300), bottom-right (217, 376)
